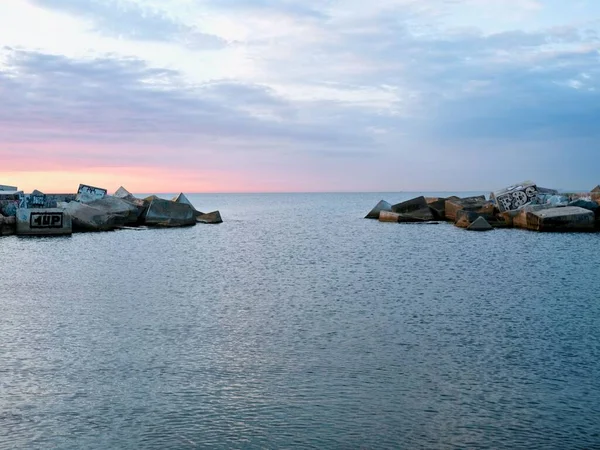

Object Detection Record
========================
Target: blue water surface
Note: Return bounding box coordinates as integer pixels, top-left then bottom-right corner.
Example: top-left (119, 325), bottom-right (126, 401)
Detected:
top-left (1, 193), bottom-right (599, 449)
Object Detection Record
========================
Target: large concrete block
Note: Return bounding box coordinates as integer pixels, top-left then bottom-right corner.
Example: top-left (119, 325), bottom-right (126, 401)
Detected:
top-left (0, 185), bottom-right (17, 191)
top-left (379, 211), bottom-right (401, 222)
top-left (444, 196), bottom-right (487, 222)
top-left (494, 181), bottom-right (539, 212)
top-left (16, 208), bottom-right (72, 236)
top-left (144, 199), bottom-right (196, 227)
top-left (391, 196), bottom-right (434, 221)
top-left (519, 206), bottom-right (595, 232)
top-left (365, 200), bottom-right (392, 219)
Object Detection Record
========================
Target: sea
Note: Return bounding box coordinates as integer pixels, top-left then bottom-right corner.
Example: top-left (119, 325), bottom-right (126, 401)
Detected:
top-left (1, 192), bottom-right (599, 449)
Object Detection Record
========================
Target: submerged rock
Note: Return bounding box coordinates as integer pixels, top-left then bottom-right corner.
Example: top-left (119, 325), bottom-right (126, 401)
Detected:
top-left (365, 200), bottom-right (392, 219)
top-left (467, 216), bottom-right (493, 231)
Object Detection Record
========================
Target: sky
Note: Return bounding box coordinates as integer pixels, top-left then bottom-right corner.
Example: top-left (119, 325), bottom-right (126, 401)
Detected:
top-left (0, 0), bottom-right (599, 193)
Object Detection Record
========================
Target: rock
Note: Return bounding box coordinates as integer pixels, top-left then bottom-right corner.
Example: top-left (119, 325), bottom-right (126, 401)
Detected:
top-left (379, 211), bottom-right (401, 222)
top-left (144, 198), bottom-right (196, 227)
top-left (569, 199), bottom-right (599, 212)
top-left (391, 196), bottom-right (435, 221)
top-left (454, 210), bottom-right (506, 229)
top-left (0, 213), bottom-right (15, 236)
top-left (467, 216), bottom-right (493, 231)
top-left (143, 195), bottom-right (160, 204)
top-left (16, 208), bottom-right (72, 236)
top-left (196, 211), bottom-right (223, 224)
top-left (59, 201), bottom-right (125, 231)
top-left (114, 186), bottom-right (133, 199)
top-left (516, 206), bottom-right (595, 232)
top-left (173, 192), bottom-right (205, 217)
top-left (591, 185), bottom-right (600, 193)
top-left (365, 200), bottom-right (392, 219)
top-left (444, 196), bottom-right (488, 222)
top-left (87, 195), bottom-right (144, 225)
top-left (0, 184), bottom-right (18, 191)
top-left (427, 198), bottom-right (447, 220)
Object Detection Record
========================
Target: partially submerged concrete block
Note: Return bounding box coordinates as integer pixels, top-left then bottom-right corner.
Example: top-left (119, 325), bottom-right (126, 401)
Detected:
top-left (144, 198), bottom-right (196, 227)
top-left (467, 216), bottom-right (493, 231)
top-left (196, 211), bottom-right (223, 224)
top-left (517, 206), bottom-right (595, 232)
top-left (16, 208), bottom-right (72, 236)
top-left (59, 201), bottom-right (124, 231)
top-left (427, 198), bottom-right (447, 220)
top-left (365, 200), bottom-right (392, 219)
top-left (87, 195), bottom-right (144, 225)
top-left (391, 196), bottom-right (434, 221)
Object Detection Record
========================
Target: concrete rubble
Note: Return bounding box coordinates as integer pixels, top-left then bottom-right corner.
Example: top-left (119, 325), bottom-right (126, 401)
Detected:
top-left (0, 183), bottom-right (223, 237)
top-left (365, 181), bottom-right (600, 233)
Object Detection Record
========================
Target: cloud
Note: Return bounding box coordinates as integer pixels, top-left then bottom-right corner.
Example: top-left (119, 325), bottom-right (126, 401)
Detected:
top-left (28, 0), bottom-right (226, 48)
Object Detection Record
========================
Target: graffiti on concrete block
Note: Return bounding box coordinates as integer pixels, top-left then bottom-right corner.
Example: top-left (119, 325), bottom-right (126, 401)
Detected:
top-left (77, 184), bottom-right (107, 200)
top-left (30, 212), bottom-right (64, 229)
top-left (19, 194), bottom-right (46, 209)
top-left (495, 183), bottom-right (538, 212)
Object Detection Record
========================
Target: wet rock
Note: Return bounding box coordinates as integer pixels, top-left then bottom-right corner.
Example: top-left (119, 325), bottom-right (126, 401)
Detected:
top-left (144, 198), bottom-right (196, 227)
top-left (16, 208), bottom-right (72, 236)
top-left (391, 196), bottom-right (435, 221)
top-left (516, 206), bottom-right (595, 232)
top-left (444, 196), bottom-right (488, 222)
top-left (467, 216), bottom-right (493, 231)
top-left (196, 211), bottom-right (223, 224)
top-left (365, 200), bottom-right (392, 219)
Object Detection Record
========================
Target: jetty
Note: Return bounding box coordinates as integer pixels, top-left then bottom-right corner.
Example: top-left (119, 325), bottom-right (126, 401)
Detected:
top-left (0, 184), bottom-right (222, 237)
top-left (365, 181), bottom-right (600, 232)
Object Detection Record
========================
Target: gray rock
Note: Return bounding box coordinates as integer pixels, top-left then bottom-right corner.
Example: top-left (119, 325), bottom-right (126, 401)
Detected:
top-left (87, 195), bottom-right (144, 225)
top-left (365, 200), bottom-right (392, 219)
top-left (114, 186), bottom-right (133, 199)
top-left (59, 201), bottom-right (124, 231)
top-left (467, 216), bottom-right (493, 231)
top-left (196, 211), bottom-right (223, 224)
top-left (444, 196), bottom-right (488, 222)
top-left (144, 198), bottom-right (196, 227)
top-left (16, 208), bottom-right (72, 236)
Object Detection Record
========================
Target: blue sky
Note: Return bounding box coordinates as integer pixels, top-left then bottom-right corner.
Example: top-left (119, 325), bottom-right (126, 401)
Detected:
top-left (0, 0), bottom-right (598, 192)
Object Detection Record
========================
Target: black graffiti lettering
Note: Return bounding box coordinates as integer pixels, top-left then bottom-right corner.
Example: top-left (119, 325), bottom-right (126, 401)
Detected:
top-left (30, 213), bottom-right (64, 228)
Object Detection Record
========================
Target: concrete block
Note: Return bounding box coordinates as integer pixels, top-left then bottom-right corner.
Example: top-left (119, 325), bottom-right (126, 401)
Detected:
top-left (365, 200), bottom-right (392, 219)
top-left (16, 208), bottom-right (72, 236)
top-left (144, 198), bottom-right (196, 227)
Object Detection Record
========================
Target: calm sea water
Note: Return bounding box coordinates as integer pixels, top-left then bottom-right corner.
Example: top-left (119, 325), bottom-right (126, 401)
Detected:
top-left (1, 193), bottom-right (599, 449)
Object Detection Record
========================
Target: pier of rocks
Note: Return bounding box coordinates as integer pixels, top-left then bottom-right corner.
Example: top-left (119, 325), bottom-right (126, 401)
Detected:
top-left (0, 183), bottom-right (222, 237)
top-left (365, 182), bottom-right (600, 232)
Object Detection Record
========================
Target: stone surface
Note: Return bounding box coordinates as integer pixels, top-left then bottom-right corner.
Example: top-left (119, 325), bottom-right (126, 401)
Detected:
top-left (87, 195), bottom-right (144, 225)
top-left (378, 211), bottom-right (401, 222)
top-left (59, 201), bottom-right (124, 231)
top-left (0, 184), bottom-right (18, 191)
top-left (16, 208), bottom-right (72, 236)
top-left (444, 196), bottom-right (487, 222)
top-left (591, 185), bottom-right (600, 193)
top-left (391, 196), bottom-right (434, 221)
top-left (196, 211), bottom-right (223, 224)
top-left (518, 206), bottom-right (595, 232)
top-left (365, 200), bottom-right (392, 219)
top-left (144, 198), bottom-right (196, 227)
top-left (467, 216), bottom-right (493, 231)
top-left (115, 186), bottom-right (133, 199)
top-left (427, 198), bottom-right (447, 220)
